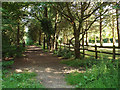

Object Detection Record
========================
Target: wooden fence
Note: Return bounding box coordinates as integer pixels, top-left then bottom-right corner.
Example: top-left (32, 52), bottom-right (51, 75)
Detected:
top-left (58, 42), bottom-right (120, 59)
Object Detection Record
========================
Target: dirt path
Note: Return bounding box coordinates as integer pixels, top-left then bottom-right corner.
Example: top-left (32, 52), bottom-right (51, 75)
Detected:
top-left (12, 46), bottom-right (83, 88)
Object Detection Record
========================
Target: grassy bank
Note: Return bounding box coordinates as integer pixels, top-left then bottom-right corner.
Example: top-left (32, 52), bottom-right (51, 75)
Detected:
top-left (61, 58), bottom-right (119, 88)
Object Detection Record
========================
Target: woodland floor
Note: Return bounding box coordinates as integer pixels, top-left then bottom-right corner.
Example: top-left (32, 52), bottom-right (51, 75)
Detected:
top-left (11, 46), bottom-right (84, 88)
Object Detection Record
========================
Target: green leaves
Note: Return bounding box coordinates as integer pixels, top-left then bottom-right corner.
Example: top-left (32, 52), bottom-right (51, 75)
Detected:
top-left (65, 59), bottom-right (118, 88)
top-left (40, 18), bottom-right (53, 36)
top-left (54, 48), bottom-right (73, 59)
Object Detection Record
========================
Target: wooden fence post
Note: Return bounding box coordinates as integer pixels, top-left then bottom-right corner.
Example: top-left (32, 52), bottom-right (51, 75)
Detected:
top-left (113, 45), bottom-right (115, 59)
top-left (95, 45), bottom-right (98, 59)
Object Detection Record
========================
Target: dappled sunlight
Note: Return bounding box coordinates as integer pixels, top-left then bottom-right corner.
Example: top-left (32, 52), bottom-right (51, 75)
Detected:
top-left (39, 53), bottom-right (45, 56)
top-left (37, 53), bottom-right (47, 56)
top-left (29, 46), bottom-right (36, 48)
top-left (53, 71), bottom-right (62, 74)
top-left (48, 81), bottom-right (53, 83)
top-left (35, 70), bottom-right (44, 73)
top-left (15, 69), bottom-right (23, 73)
top-left (58, 57), bottom-right (63, 59)
top-left (25, 50), bottom-right (34, 53)
top-left (24, 57), bottom-right (29, 61)
top-left (45, 67), bottom-right (55, 73)
top-left (62, 68), bottom-right (85, 74)
top-left (47, 75), bottom-right (61, 79)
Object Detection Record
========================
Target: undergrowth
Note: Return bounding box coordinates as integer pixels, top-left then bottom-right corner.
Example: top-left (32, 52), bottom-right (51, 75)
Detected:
top-left (53, 48), bottom-right (73, 59)
top-left (1, 61), bottom-right (45, 89)
top-left (63, 58), bottom-right (119, 88)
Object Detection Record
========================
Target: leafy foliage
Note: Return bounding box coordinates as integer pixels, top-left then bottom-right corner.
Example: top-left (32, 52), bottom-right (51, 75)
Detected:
top-left (2, 61), bottom-right (14, 68)
top-left (41, 18), bottom-right (53, 36)
top-left (28, 20), bottom-right (41, 44)
top-left (2, 2), bottom-right (28, 59)
top-left (2, 44), bottom-right (26, 58)
top-left (53, 48), bottom-right (73, 59)
top-left (65, 59), bottom-right (118, 88)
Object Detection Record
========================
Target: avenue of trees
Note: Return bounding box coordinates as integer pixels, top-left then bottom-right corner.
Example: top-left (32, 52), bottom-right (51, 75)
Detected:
top-left (2, 2), bottom-right (120, 59)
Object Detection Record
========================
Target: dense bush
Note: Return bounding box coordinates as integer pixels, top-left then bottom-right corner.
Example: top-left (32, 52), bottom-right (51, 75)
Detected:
top-left (2, 61), bottom-right (14, 68)
top-left (53, 48), bottom-right (73, 59)
top-left (65, 59), bottom-right (118, 88)
top-left (2, 44), bottom-right (26, 59)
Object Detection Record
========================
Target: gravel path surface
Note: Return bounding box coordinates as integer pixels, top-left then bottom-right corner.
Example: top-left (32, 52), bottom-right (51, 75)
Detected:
top-left (12, 46), bottom-right (84, 88)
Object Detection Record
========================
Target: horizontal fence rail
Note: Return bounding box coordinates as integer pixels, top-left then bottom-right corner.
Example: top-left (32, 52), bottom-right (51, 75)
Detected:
top-left (58, 43), bottom-right (120, 59)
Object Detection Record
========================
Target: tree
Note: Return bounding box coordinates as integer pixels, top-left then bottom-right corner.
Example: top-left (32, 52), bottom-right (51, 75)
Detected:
top-left (52, 2), bottom-right (108, 58)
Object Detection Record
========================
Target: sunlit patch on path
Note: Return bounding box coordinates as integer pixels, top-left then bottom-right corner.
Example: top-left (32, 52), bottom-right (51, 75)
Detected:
top-left (12, 46), bottom-right (84, 88)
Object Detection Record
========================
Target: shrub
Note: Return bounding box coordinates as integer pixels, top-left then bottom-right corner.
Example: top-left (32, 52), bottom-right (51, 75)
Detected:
top-left (65, 59), bottom-right (118, 88)
top-left (2, 61), bottom-right (14, 68)
top-left (2, 44), bottom-right (26, 59)
top-left (56, 48), bottom-right (73, 59)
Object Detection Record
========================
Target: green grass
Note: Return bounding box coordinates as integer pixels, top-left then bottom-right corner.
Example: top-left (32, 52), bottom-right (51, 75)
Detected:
top-left (61, 57), bottom-right (98, 68)
top-left (1, 61), bottom-right (45, 89)
top-left (2, 71), bottom-right (45, 88)
top-left (63, 58), bottom-right (119, 88)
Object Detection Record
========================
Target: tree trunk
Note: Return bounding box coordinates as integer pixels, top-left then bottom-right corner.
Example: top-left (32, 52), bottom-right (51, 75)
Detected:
top-left (39, 30), bottom-right (42, 45)
top-left (44, 6), bottom-right (48, 18)
top-left (55, 36), bottom-right (58, 51)
top-left (17, 23), bottom-right (20, 48)
top-left (53, 11), bottom-right (58, 49)
top-left (44, 6), bottom-right (48, 49)
top-left (74, 34), bottom-right (80, 58)
top-left (86, 31), bottom-right (88, 46)
top-left (112, 16), bottom-right (115, 46)
top-left (116, 9), bottom-right (120, 47)
top-left (100, 12), bottom-right (103, 46)
top-left (47, 36), bottom-right (51, 50)
top-left (82, 28), bottom-right (85, 58)
top-left (73, 23), bottom-right (80, 58)
top-left (43, 34), bottom-right (45, 49)
top-left (53, 22), bottom-right (57, 49)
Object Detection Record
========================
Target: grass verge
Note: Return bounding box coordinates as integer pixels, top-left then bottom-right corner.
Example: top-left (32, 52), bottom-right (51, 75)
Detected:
top-left (62, 58), bottom-right (119, 88)
top-left (2, 61), bottom-right (45, 89)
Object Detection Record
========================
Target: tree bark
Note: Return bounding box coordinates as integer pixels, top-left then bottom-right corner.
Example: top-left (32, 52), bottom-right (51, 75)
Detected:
top-left (112, 16), bottom-right (115, 46)
top-left (116, 9), bottom-right (120, 47)
top-left (55, 36), bottom-right (58, 51)
top-left (53, 22), bottom-right (57, 49)
top-left (17, 23), bottom-right (20, 48)
top-left (39, 30), bottom-right (42, 45)
top-left (43, 34), bottom-right (45, 49)
top-left (100, 11), bottom-right (103, 46)
top-left (86, 20), bottom-right (88, 46)
top-left (73, 22), bottom-right (80, 58)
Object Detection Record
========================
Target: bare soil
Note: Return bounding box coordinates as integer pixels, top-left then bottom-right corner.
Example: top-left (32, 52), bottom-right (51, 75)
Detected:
top-left (12, 46), bottom-right (84, 88)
